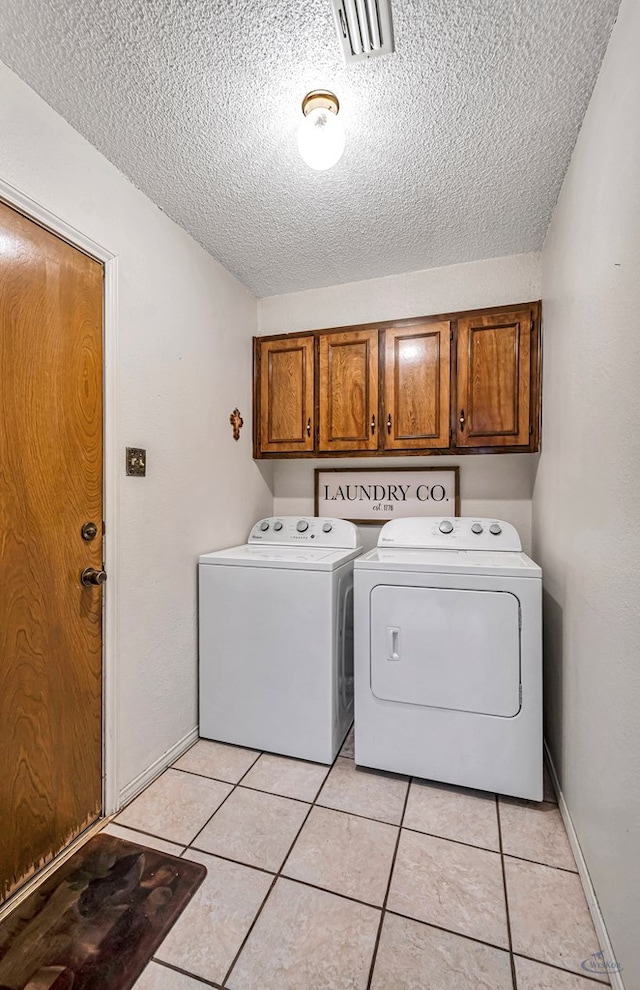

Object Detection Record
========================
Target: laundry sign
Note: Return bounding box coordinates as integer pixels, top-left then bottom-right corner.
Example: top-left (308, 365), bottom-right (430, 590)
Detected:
top-left (314, 467), bottom-right (460, 524)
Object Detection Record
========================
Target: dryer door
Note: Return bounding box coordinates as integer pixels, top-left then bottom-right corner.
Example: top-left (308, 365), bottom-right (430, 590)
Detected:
top-left (370, 586), bottom-right (520, 716)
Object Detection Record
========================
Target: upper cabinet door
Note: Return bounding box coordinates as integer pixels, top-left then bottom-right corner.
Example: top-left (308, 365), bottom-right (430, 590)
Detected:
top-left (383, 322), bottom-right (451, 449)
top-left (318, 329), bottom-right (379, 452)
top-left (456, 308), bottom-right (532, 447)
top-left (258, 336), bottom-right (315, 453)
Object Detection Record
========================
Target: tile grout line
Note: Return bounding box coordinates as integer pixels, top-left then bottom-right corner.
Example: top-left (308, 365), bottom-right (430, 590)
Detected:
top-left (280, 874), bottom-right (388, 915)
top-left (172, 765), bottom-right (260, 785)
top-left (127, 738), bottom-right (598, 988)
top-left (512, 951), bottom-right (614, 986)
top-left (496, 795), bottom-right (518, 990)
top-left (502, 851), bottom-right (578, 876)
top-left (147, 853), bottom-right (606, 984)
top-left (146, 750), bottom-right (272, 987)
top-left (312, 797), bottom-right (407, 829)
top-left (113, 791), bottom-right (579, 877)
top-left (183, 845), bottom-right (276, 879)
top-left (219, 774), bottom-right (332, 986)
top-left (104, 821), bottom-right (186, 851)
top-left (397, 823), bottom-right (578, 873)
top-left (121, 737), bottom-right (592, 990)
top-left (219, 732), bottom-right (352, 987)
top-left (131, 736), bottom-right (593, 989)
top-left (185, 727), bottom-right (345, 859)
top-left (167, 756), bottom-right (577, 869)
top-left (220, 727), bottom-right (361, 987)
top-left (115, 749), bottom-right (260, 853)
top-left (184, 751), bottom-right (263, 849)
top-left (382, 908), bottom-right (522, 956)
top-left (365, 775), bottom-right (412, 990)
top-left (182, 852), bottom-right (538, 952)
top-left (150, 957), bottom-right (224, 988)
top-left (179, 827), bottom-right (605, 982)
top-left (174, 727), bottom-right (347, 797)
top-left (246, 752), bottom-right (602, 987)
top-left (219, 871), bottom-right (279, 989)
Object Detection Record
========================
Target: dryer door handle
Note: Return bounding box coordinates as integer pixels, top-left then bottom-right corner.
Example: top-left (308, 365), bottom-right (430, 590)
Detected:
top-left (387, 627), bottom-right (400, 661)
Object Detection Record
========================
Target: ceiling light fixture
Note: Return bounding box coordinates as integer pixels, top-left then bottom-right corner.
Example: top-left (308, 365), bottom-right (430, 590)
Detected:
top-left (297, 90), bottom-right (345, 172)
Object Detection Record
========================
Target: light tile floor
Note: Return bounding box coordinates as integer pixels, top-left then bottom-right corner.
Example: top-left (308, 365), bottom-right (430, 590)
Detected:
top-left (103, 732), bottom-right (608, 990)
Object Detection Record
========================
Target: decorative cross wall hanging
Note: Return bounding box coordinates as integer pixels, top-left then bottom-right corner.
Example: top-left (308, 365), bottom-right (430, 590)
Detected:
top-left (229, 408), bottom-right (244, 441)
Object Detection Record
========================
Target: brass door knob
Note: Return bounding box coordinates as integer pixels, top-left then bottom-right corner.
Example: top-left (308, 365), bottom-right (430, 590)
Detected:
top-left (81, 567), bottom-right (107, 586)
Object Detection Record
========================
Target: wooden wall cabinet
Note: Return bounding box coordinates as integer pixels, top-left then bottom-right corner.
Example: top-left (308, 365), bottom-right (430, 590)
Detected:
top-left (253, 301), bottom-right (540, 457)
top-left (382, 322), bottom-right (451, 450)
top-left (318, 329), bottom-right (378, 452)
top-left (257, 335), bottom-right (315, 454)
top-left (455, 309), bottom-right (532, 448)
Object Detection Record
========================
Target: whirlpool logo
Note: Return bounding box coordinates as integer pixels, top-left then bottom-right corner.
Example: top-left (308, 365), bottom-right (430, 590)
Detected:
top-left (581, 950), bottom-right (622, 975)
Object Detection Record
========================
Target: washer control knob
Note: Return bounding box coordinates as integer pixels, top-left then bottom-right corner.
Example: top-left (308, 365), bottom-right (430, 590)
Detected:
top-left (273, 521), bottom-right (283, 531)
top-left (296, 520), bottom-right (309, 533)
top-left (439, 520), bottom-right (454, 534)
top-left (471, 523), bottom-right (483, 534)
top-left (322, 522), bottom-right (333, 533)
top-left (489, 523), bottom-right (502, 535)
top-left (259, 521), bottom-right (270, 531)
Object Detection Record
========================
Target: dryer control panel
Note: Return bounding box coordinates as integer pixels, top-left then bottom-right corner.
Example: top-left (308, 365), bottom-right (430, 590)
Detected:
top-left (248, 517), bottom-right (360, 548)
top-left (378, 517), bottom-right (522, 552)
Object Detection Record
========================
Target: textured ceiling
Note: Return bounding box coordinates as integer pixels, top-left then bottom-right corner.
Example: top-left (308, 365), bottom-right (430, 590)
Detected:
top-left (0, 0), bottom-right (620, 296)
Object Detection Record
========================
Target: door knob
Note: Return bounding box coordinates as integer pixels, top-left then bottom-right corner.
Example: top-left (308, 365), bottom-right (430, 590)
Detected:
top-left (81, 567), bottom-right (107, 586)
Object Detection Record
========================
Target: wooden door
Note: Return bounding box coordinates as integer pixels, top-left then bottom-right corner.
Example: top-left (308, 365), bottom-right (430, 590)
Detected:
top-left (258, 336), bottom-right (315, 453)
top-left (0, 202), bottom-right (103, 903)
top-left (318, 329), bottom-right (378, 452)
top-left (383, 322), bottom-right (451, 450)
top-left (456, 308), bottom-right (532, 447)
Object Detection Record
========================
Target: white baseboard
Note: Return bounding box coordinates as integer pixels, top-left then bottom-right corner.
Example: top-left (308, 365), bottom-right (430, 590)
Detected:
top-left (544, 741), bottom-right (625, 990)
top-left (118, 726), bottom-right (199, 808)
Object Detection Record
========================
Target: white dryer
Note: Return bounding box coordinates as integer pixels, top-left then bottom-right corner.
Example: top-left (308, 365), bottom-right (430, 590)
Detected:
top-left (354, 517), bottom-right (542, 800)
top-left (199, 517), bottom-right (361, 764)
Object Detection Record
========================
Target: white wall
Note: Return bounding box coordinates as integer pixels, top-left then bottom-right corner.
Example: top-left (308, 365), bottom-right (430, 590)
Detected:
top-left (259, 253), bottom-right (542, 553)
top-left (533, 0), bottom-right (640, 982)
top-left (0, 61), bottom-right (272, 802)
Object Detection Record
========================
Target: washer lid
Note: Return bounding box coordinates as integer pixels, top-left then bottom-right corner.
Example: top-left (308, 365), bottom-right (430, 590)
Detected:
top-left (355, 546), bottom-right (541, 578)
top-left (199, 544), bottom-right (362, 571)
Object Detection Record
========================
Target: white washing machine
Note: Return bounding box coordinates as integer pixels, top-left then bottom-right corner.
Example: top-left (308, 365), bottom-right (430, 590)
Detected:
top-left (354, 517), bottom-right (542, 800)
top-left (199, 517), bottom-right (361, 764)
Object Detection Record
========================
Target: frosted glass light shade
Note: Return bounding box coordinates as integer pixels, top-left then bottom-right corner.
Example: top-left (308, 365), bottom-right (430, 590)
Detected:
top-left (297, 106), bottom-right (346, 171)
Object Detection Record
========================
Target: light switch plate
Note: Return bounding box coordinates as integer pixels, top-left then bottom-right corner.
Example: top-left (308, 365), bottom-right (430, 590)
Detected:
top-left (126, 447), bottom-right (146, 476)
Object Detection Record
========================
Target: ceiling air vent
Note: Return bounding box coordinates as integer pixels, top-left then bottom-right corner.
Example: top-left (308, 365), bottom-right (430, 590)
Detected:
top-left (330, 0), bottom-right (395, 62)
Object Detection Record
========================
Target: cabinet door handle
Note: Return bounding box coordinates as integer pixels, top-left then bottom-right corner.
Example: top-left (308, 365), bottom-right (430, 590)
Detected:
top-left (387, 413), bottom-right (392, 435)
top-left (306, 417), bottom-right (311, 437)
top-left (459, 409), bottom-right (465, 432)
top-left (371, 415), bottom-right (376, 435)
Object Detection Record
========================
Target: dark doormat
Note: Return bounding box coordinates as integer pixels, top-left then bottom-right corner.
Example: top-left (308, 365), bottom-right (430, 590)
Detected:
top-left (0, 832), bottom-right (206, 990)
